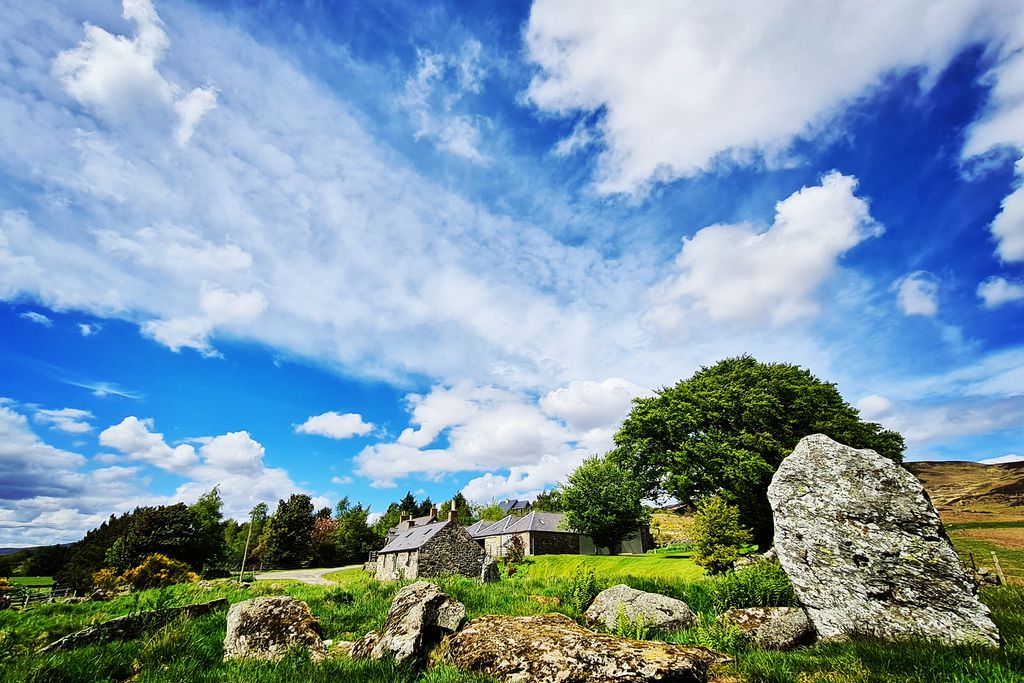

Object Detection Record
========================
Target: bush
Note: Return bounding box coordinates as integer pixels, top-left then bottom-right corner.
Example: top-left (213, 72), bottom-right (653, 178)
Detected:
top-left (691, 496), bottom-right (752, 574)
top-left (565, 567), bottom-right (600, 613)
top-left (92, 567), bottom-right (123, 592)
top-left (0, 577), bottom-right (11, 609)
top-left (711, 561), bottom-right (797, 612)
top-left (120, 554), bottom-right (200, 591)
top-left (505, 535), bottom-right (525, 568)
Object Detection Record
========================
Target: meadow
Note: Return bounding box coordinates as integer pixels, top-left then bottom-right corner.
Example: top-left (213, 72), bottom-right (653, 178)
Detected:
top-left (2, 543), bottom-right (1023, 683)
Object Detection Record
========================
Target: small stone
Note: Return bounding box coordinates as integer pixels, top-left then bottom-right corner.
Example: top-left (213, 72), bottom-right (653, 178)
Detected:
top-left (585, 584), bottom-right (694, 632)
top-left (720, 607), bottom-right (814, 650)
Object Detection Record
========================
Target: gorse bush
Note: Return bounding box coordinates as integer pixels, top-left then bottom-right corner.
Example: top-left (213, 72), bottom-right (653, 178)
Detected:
top-left (565, 567), bottom-right (600, 613)
top-left (711, 561), bottom-right (797, 612)
top-left (120, 554), bottom-right (199, 591)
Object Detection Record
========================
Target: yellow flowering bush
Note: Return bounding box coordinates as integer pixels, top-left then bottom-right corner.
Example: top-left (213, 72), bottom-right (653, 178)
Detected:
top-left (119, 554), bottom-right (199, 590)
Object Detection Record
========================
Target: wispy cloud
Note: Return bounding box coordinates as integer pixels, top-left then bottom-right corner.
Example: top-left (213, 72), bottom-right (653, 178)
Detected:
top-left (19, 311), bottom-right (52, 327)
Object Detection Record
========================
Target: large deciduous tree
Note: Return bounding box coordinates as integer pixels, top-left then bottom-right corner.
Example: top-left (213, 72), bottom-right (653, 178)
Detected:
top-left (264, 494), bottom-right (315, 568)
top-left (611, 356), bottom-right (904, 548)
top-left (560, 455), bottom-right (648, 553)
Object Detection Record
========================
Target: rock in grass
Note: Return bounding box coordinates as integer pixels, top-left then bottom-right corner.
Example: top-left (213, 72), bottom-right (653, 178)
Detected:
top-left (585, 584), bottom-right (695, 632)
top-left (350, 581), bottom-right (464, 667)
top-left (768, 434), bottom-right (1001, 648)
top-left (720, 607), bottom-right (815, 650)
top-left (438, 613), bottom-right (725, 682)
top-left (223, 596), bottom-right (326, 662)
top-left (481, 557), bottom-right (500, 583)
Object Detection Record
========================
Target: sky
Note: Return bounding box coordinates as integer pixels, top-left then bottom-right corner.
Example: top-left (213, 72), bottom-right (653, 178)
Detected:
top-left (1, 0), bottom-right (1023, 547)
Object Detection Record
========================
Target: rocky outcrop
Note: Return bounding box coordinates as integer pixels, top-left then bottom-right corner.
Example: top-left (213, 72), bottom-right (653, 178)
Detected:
top-left (223, 596), bottom-right (326, 662)
top-left (585, 584), bottom-right (695, 632)
top-left (720, 607), bottom-right (814, 650)
top-left (437, 613), bottom-right (725, 682)
top-left (40, 599), bottom-right (228, 653)
top-left (350, 581), bottom-right (464, 667)
top-left (768, 434), bottom-right (1001, 648)
top-left (481, 557), bottom-right (500, 583)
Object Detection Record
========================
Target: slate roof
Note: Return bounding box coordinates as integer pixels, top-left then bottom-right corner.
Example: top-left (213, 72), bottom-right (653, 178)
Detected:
top-left (498, 499), bottom-right (531, 513)
top-left (378, 520), bottom-right (449, 554)
top-left (470, 511), bottom-right (575, 538)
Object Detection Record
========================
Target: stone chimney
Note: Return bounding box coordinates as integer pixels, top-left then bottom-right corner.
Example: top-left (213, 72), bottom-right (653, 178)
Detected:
top-left (448, 497), bottom-right (458, 522)
top-left (408, 519), bottom-right (416, 527)
top-left (399, 513), bottom-right (408, 523)
top-left (430, 504), bottom-right (438, 519)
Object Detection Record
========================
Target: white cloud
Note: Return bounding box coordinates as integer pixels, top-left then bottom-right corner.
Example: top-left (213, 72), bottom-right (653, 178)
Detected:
top-left (650, 172), bottom-right (882, 327)
top-left (331, 475), bottom-right (353, 485)
top-left (33, 407), bottom-right (95, 434)
top-left (296, 412), bottom-right (374, 440)
top-left (99, 416), bottom-right (199, 472)
top-left (78, 322), bottom-right (101, 336)
top-left (979, 454), bottom-right (1024, 465)
top-left (53, 0), bottom-right (217, 146)
top-left (19, 311), bottom-right (52, 326)
top-left (856, 394), bottom-right (893, 422)
top-left (525, 0), bottom-right (1024, 194)
top-left (539, 378), bottom-right (644, 431)
top-left (978, 276), bottom-right (1024, 309)
top-left (894, 271), bottom-right (939, 317)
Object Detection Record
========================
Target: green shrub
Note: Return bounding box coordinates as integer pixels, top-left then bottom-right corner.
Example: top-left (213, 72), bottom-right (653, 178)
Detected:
top-left (614, 603), bottom-right (650, 640)
top-left (691, 496), bottom-right (752, 575)
top-left (565, 567), bottom-right (599, 613)
top-left (711, 561), bottom-right (797, 612)
top-left (671, 613), bottom-right (747, 653)
top-left (121, 554), bottom-right (199, 591)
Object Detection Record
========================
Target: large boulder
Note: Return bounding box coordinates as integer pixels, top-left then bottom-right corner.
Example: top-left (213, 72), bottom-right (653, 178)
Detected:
top-left (438, 613), bottom-right (725, 682)
top-left (767, 434), bottom-right (1001, 648)
top-left (720, 607), bottom-right (814, 650)
top-left (223, 596), bottom-right (327, 662)
top-left (350, 581), bottom-right (464, 667)
top-left (585, 584), bottom-right (695, 632)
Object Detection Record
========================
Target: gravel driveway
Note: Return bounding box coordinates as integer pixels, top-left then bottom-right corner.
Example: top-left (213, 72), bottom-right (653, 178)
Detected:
top-left (253, 565), bottom-right (362, 585)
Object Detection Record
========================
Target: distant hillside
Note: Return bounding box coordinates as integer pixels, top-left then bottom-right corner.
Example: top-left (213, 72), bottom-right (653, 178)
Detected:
top-left (905, 460), bottom-right (1024, 525)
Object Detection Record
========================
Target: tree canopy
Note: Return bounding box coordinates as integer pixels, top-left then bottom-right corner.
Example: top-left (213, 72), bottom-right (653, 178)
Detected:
top-left (610, 356), bottom-right (904, 547)
top-left (560, 454), bottom-right (648, 553)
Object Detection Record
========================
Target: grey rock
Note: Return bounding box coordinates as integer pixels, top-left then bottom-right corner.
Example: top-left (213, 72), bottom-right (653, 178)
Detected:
top-left (481, 557), bottom-right (500, 583)
top-left (585, 584), bottom-right (695, 632)
top-left (223, 596), bottom-right (326, 662)
top-left (350, 581), bottom-right (465, 667)
top-left (40, 599), bottom-right (228, 653)
top-left (438, 613), bottom-right (726, 682)
top-left (720, 607), bottom-right (814, 650)
top-left (768, 434), bottom-right (1001, 648)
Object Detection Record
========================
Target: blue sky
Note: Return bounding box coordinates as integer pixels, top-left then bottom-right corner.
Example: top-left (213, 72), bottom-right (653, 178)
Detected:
top-left (2, 0), bottom-right (1023, 546)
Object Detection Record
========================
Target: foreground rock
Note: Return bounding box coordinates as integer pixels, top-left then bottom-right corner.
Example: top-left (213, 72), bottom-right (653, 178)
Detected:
top-left (585, 584), bottom-right (695, 632)
top-left (223, 596), bottom-right (326, 662)
top-left (768, 434), bottom-right (1001, 648)
top-left (438, 613), bottom-right (725, 682)
top-left (720, 607), bottom-right (814, 650)
top-left (40, 599), bottom-right (227, 652)
top-left (351, 581), bottom-right (464, 667)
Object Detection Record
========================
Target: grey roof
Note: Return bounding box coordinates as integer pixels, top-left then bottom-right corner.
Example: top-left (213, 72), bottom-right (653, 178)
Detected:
top-left (378, 520), bottom-right (449, 554)
top-left (463, 520), bottom-right (493, 536)
top-left (498, 499), bottom-right (531, 512)
top-left (472, 511), bottom-right (575, 537)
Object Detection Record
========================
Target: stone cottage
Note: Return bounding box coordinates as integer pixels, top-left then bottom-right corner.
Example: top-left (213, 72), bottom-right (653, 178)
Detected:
top-left (468, 511), bottom-right (653, 557)
top-left (375, 509), bottom-right (488, 581)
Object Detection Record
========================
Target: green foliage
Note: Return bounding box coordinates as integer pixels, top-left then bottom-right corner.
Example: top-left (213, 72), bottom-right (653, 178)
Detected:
top-left (332, 500), bottom-right (383, 565)
top-left (438, 494), bottom-right (475, 525)
top-left (565, 567), bottom-right (600, 613)
top-left (614, 604), bottom-right (650, 640)
top-left (611, 356), bottom-right (905, 547)
top-left (189, 487), bottom-right (226, 572)
top-left (264, 494), bottom-right (315, 569)
top-left (691, 496), bottom-right (752, 574)
top-left (709, 562), bottom-right (797, 612)
top-left (560, 454), bottom-right (648, 552)
top-left (476, 501), bottom-right (506, 522)
top-left (531, 488), bottom-right (563, 512)
top-left (672, 613), bottom-right (747, 653)
top-left (504, 535), bottom-right (526, 569)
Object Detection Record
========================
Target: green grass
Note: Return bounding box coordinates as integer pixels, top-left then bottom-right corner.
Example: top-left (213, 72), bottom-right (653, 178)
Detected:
top-left (948, 521), bottom-right (1024, 531)
top-left (950, 534), bottom-right (1024, 583)
top-left (517, 552), bottom-right (705, 582)
top-left (8, 577), bottom-right (54, 587)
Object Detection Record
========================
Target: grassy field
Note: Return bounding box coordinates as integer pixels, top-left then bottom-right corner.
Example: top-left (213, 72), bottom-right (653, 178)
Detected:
top-left (8, 577), bottom-right (54, 588)
top-left (517, 551), bottom-right (705, 582)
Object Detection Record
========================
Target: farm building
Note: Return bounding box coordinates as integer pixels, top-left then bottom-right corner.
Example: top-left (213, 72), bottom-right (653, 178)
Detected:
top-left (467, 511), bottom-right (652, 557)
top-left (374, 510), bottom-right (488, 581)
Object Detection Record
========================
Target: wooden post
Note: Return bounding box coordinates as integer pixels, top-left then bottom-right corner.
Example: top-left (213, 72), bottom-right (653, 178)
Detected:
top-left (239, 516), bottom-right (255, 585)
top-left (968, 551), bottom-right (977, 573)
top-left (990, 551), bottom-right (1007, 585)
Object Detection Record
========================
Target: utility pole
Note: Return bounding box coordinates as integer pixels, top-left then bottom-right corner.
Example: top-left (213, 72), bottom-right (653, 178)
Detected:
top-left (239, 509), bottom-right (256, 584)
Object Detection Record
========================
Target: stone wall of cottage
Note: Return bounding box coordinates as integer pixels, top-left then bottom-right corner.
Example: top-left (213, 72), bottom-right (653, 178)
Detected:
top-left (528, 531), bottom-right (579, 555)
top-left (418, 523), bottom-right (488, 579)
top-left (375, 549), bottom-right (419, 581)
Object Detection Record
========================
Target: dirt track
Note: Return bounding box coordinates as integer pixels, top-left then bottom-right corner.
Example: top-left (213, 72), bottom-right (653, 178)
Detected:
top-left (253, 565), bottom-right (361, 585)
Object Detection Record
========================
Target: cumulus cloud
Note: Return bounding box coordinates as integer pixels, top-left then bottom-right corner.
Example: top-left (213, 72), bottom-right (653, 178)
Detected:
top-left (894, 271), bottom-right (939, 317)
top-left (99, 416), bottom-right (199, 472)
top-left (855, 394), bottom-right (894, 422)
top-left (78, 322), bottom-right (101, 336)
top-left (977, 276), bottom-right (1024, 309)
top-left (53, 0), bottom-right (217, 145)
top-left (20, 311), bottom-right (52, 326)
top-left (33, 407), bottom-right (95, 434)
top-left (525, 0), bottom-right (1024, 194)
top-left (650, 172), bottom-right (882, 327)
top-left (296, 412), bottom-right (374, 440)
top-left (539, 378), bottom-right (644, 431)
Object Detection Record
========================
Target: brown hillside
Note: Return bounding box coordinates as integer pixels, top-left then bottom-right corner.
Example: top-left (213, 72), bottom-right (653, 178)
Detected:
top-left (905, 460), bottom-right (1024, 525)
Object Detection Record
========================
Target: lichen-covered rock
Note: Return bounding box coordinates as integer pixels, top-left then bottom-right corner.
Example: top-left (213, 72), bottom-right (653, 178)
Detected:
top-left (585, 584), bottom-right (695, 632)
top-left (720, 607), bottom-right (814, 650)
top-left (438, 613), bottom-right (725, 682)
top-left (350, 581), bottom-right (464, 667)
top-left (768, 434), bottom-right (1001, 648)
top-left (223, 596), bottom-right (326, 661)
top-left (481, 557), bottom-right (500, 583)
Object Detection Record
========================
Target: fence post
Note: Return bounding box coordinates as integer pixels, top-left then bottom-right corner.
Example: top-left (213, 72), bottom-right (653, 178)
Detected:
top-left (990, 551), bottom-right (1008, 585)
